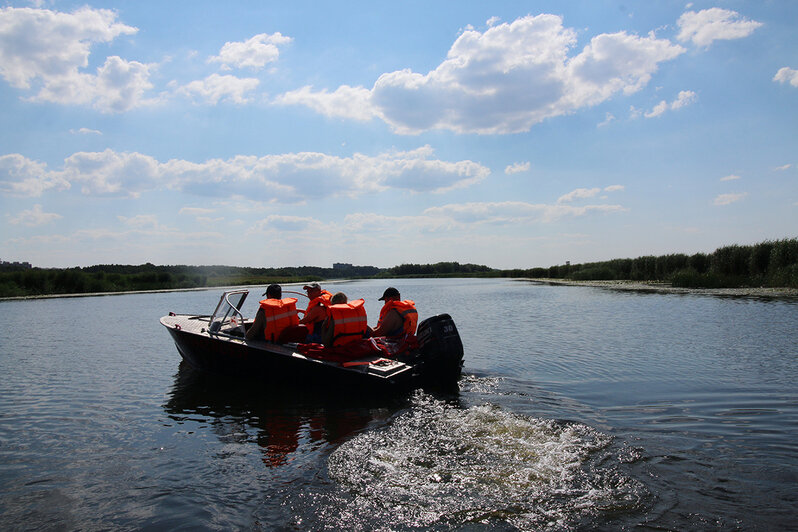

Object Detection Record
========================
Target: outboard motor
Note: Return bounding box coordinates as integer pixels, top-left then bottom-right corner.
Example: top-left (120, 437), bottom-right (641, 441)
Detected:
top-left (416, 314), bottom-right (464, 383)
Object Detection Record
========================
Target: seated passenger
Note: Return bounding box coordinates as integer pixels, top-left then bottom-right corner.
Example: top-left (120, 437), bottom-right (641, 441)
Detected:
top-left (368, 287), bottom-right (418, 338)
top-left (246, 284), bottom-right (300, 342)
top-left (298, 282), bottom-right (332, 343)
top-left (321, 292), bottom-right (368, 347)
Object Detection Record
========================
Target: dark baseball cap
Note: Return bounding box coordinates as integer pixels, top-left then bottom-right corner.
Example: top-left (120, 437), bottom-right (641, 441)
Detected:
top-left (378, 287), bottom-right (400, 301)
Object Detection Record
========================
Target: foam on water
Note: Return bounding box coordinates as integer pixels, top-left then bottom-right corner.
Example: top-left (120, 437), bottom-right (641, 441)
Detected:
top-left (311, 392), bottom-right (645, 530)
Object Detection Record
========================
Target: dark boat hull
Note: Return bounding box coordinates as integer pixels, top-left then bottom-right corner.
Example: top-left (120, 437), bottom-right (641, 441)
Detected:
top-left (160, 304), bottom-right (464, 392)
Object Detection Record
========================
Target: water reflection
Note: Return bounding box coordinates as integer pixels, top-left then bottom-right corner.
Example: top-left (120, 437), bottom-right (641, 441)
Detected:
top-left (163, 362), bottom-right (412, 468)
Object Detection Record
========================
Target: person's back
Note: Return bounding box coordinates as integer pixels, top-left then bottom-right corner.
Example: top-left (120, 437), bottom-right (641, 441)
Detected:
top-left (299, 283), bottom-right (332, 343)
top-left (370, 287), bottom-right (418, 337)
top-left (246, 284), bottom-right (300, 342)
top-left (322, 293), bottom-right (368, 347)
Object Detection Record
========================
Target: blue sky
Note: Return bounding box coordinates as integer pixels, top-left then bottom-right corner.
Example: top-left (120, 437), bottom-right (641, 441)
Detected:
top-left (1, 1), bottom-right (796, 269)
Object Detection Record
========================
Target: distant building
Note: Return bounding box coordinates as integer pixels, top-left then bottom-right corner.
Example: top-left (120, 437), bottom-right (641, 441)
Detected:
top-left (0, 260), bottom-right (32, 269)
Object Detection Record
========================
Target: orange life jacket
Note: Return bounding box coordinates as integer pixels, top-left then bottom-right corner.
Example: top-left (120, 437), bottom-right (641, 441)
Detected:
top-left (327, 298), bottom-right (368, 347)
top-left (378, 299), bottom-right (418, 336)
top-left (306, 290), bottom-right (333, 315)
top-left (259, 297), bottom-right (299, 342)
top-left (305, 291), bottom-right (333, 334)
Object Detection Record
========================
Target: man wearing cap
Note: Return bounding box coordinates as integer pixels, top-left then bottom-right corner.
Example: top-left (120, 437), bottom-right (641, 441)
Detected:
top-left (246, 284), bottom-right (300, 342)
top-left (368, 287), bottom-right (418, 338)
top-left (299, 282), bottom-right (332, 343)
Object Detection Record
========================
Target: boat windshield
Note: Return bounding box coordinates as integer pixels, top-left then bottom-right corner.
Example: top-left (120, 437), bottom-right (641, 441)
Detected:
top-left (208, 289), bottom-right (249, 334)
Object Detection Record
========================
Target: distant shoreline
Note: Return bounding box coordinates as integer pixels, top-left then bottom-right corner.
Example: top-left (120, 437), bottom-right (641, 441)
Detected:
top-left (4, 277), bottom-right (798, 302)
top-left (526, 278), bottom-right (798, 298)
top-left (0, 280), bottom-right (351, 302)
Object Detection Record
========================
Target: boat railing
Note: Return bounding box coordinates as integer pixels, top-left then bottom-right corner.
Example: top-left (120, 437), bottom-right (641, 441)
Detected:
top-left (208, 289), bottom-right (249, 336)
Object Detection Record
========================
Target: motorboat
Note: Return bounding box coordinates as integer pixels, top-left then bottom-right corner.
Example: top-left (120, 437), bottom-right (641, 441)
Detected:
top-left (160, 289), bottom-right (464, 391)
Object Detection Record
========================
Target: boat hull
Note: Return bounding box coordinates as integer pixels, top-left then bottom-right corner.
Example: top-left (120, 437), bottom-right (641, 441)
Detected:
top-left (160, 304), bottom-right (464, 392)
top-left (161, 314), bottom-right (417, 390)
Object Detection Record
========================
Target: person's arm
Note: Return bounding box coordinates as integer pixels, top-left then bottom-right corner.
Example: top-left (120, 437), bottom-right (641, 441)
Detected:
top-left (370, 309), bottom-right (403, 337)
top-left (299, 305), bottom-right (324, 325)
top-left (246, 308), bottom-right (265, 340)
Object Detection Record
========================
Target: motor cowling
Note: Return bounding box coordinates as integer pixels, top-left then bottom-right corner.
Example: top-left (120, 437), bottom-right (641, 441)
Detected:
top-left (416, 314), bottom-right (464, 383)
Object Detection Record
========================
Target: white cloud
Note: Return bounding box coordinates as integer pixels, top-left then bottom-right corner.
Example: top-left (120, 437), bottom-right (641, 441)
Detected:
top-left (557, 187), bottom-right (601, 203)
top-left (773, 164), bottom-right (792, 171)
top-left (208, 32), bottom-right (292, 71)
top-left (504, 162), bottom-right (530, 175)
top-left (177, 73), bottom-right (260, 105)
top-left (0, 154), bottom-right (70, 196)
top-left (251, 214), bottom-right (326, 233)
top-left (0, 7), bottom-right (155, 113)
top-left (8, 204), bottom-right (62, 226)
top-left (597, 112), bottom-right (616, 127)
top-left (644, 100), bottom-right (669, 118)
top-left (677, 8), bottom-right (762, 48)
top-left (773, 67), bottom-right (798, 88)
top-left (604, 185), bottom-right (624, 192)
top-left (274, 84), bottom-right (377, 121)
top-left (670, 90), bottom-right (697, 109)
top-left (720, 174), bottom-right (741, 181)
top-left (713, 192), bottom-right (747, 206)
top-left (117, 214), bottom-right (160, 229)
top-left (62, 149), bottom-right (161, 197)
top-left (277, 14), bottom-right (684, 134)
top-left (424, 200), bottom-right (626, 225)
top-left (70, 127), bottom-right (102, 135)
top-left (1, 147), bottom-right (489, 201)
top-left (643, 90), bottom-right (697, 118)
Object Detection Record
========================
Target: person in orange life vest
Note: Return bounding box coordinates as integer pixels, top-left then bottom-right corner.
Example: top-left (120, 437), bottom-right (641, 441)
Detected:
top-left (299, 282), bottom-right (332, 343)
top-left (321, 292), bottom-right (368, 347)
top-left (245, 284), bottom-right (300, 342)
top-left (368, 287), bottom-right (418, 337)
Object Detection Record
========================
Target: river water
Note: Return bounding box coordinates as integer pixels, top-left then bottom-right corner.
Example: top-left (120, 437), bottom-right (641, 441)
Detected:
top-left (0, 278), bottom-right (796, 530)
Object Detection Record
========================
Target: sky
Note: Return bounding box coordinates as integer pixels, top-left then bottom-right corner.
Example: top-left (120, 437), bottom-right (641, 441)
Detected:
top-left (0, 1), bottom-right (796, 270)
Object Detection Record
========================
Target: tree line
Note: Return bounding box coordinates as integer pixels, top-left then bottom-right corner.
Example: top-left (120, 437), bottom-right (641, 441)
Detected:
top-left (499, 238), bottom-right (798, 288)
top-left (2, 238), bottom-right (796, 297)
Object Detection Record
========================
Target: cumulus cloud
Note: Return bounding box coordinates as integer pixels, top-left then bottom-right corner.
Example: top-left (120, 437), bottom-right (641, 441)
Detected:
top-left (0, 147), bottom-right (489, 201)
top-left (504, 162), bottom-right (530, 175)
top-left (0, 154), bottom-right (70, 196)
top-left (643, 90), bottom-right (697, 118)
top-left (62, 149), bottom-right (161, 197)
top-left (208, 32), bottom-right (292, 71)
top-left (8, 204), bottom-right (62, 226)
top-left (773, 67), bottom-right (798, 88)
top-left (176, 73), bottom-right (260, 105)
top-left (713, 192), bottom-right (747, 206)
top-left (720, 174), bottom-right (741, 181)
top-left (276, 14), bottom-right (684, 134)
top-left (604, 185), bottom-right (624, 192)
top-left (274, 85), bottom-right (377, 121)
top-left (677, 8), bottom-right (762, 48)
top-left (773, 164), bottom-right (792, 171)
top-left (0, 6), bottom-right (156, 112)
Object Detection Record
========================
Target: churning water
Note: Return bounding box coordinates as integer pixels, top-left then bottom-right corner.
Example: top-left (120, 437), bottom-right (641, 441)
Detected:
top-left (1, 278), bottom-right (796, 530)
